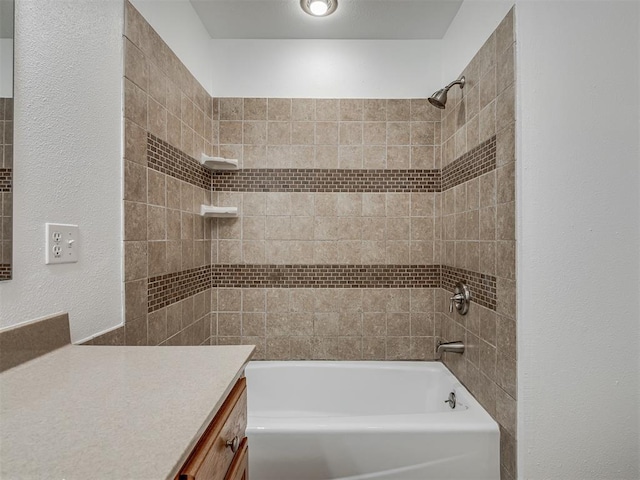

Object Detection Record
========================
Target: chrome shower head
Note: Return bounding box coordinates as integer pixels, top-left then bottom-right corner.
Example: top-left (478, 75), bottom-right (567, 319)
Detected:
top-left (428, 76), bottom-right (465, 109)
top-left (428, 88), bottom-right (448, 109)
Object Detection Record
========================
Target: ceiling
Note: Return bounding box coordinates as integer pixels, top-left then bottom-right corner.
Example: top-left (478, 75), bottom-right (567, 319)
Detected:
top-left (190, 0), bottom-right (463, 40)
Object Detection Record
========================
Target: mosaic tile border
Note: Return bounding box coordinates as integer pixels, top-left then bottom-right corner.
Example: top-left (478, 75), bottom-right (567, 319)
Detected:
top-left (148, 265), bottom-right (211, 312)
top-left (0, 264), bottom-right (10, 280)
top-left (146, 132), bottom-right (495, 195)
top-left (212, 264), bottom-right (441, 288)
top-left (441, 264), bottom-right (497, 310)
top-left (147, 133), bottom-right (211, 190)
top-left (210, 138), bottom-right (496, 194)
top-left (0, 169), bottom-right (11, 192)
top-left (212, 169), bottom-right (441, 193)
top-left (147, 264), bottom-right (496, 313)
top-left (442, 136), bottom-right (496, 191)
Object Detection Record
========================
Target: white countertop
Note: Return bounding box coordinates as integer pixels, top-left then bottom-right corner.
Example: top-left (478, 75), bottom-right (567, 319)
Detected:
top-left (0, 345), bottom-right (255, 479)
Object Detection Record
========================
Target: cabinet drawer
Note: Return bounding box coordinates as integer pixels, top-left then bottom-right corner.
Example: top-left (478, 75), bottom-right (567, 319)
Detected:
top-left (178, 377), bottom-right (247, 480)
top-left (224, 437), bottom-right (248, 480)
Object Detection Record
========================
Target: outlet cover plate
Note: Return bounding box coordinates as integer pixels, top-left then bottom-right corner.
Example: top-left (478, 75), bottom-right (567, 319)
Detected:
top-left (45, 223), bottom-right (79, 265)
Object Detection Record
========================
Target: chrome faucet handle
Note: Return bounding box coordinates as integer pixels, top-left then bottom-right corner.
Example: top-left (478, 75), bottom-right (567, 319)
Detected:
top-left (448, 282), bottom-right (471, 315)
top-left (449, 293), bottom-right (464, 313)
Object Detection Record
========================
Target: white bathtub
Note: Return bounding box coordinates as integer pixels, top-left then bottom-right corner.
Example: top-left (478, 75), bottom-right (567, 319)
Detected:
top-left (245, 361), bottom-right (500, 480)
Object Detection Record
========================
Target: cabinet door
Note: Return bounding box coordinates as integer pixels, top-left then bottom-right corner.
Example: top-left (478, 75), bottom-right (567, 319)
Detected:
top-left (224, 438), bottom-right (248, 480)
top-left (178, 378), bottom-right (247, 480)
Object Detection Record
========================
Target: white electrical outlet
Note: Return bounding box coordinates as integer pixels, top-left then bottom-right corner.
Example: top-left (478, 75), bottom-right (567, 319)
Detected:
top-left (46, 223), bottom-right (79, 265)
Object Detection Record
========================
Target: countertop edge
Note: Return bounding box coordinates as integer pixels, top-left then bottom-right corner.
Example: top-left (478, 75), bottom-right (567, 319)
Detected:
top-left (166, 353), bottom-right (254, 479)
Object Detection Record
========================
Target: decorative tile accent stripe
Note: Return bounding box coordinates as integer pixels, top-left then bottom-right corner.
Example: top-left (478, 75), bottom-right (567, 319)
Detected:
top-left (148, 265), bottom-right (211, 313)
top-left (212, 264), bottom-right (441, 288)
top-left (147, 263), bottom-right (497, 312)
top-left (145, 134), bottom-right (494, 195)
top-left (441, 265), bottom-right (496, 310)
top-left (147, 133), bottom-right (211, 190)
top-left (0, 169), bottom-right (11, 192)
top-left (210, 137), bottom-right (496, 194)
top-left (211, 169), bottom-right (441, 193)
top-left (0, 264), bottom-right (11, 280)
top-left (442, 136), bottom-right (496, 191)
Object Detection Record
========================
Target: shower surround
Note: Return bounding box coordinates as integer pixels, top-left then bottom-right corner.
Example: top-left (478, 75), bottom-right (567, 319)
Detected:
top-left (437, 10), bottom-right (517, 480)
top-left (208, 95), bottom-right (444, 362)
top-left (89, 2), bottom-right (516, 478)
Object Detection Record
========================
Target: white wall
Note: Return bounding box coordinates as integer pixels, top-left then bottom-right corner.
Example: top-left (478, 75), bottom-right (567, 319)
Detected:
top-left (130, 0), bottom-right (213, 95)
top-left (210, 39), bottom-right (442, 98)
top-left (0, 0), bottom-right (124, 343)
top-left (441, 0), bottom-right (514, 82)
top-left (0, 38), bottom-right (12, 97)
top-left (127, 0), bottom-right (509, 99)
top-left (516, 1), bottom-right (640, 478)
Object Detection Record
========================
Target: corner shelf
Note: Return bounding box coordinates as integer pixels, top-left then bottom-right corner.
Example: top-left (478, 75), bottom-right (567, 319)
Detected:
top-left (200, 205), bottom-right (238, 218)
top-left (199, 154), bottom-right (238, 171)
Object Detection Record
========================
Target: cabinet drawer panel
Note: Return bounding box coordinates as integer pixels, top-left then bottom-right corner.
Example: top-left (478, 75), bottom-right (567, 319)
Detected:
top-left (224, 437), bottom-right (248, 480)
top-left (178, 377), bottom-right (247, 480)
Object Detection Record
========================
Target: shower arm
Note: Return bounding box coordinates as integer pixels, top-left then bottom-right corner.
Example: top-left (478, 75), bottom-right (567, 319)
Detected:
top-left (444, 77), bottom-right (465, 91)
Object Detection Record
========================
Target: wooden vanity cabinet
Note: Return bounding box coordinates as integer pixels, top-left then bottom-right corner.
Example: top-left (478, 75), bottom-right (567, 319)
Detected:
top-left (177, 377), bottom-right (248, 480)
top-left (224, 437), bottom-right (248, 480)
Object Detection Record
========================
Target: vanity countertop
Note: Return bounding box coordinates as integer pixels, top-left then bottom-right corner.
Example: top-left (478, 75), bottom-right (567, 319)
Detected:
top-left (0, 344), bottom-right (255, 479)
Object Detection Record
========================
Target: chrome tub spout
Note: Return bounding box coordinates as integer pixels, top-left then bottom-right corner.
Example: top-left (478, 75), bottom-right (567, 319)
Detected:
top-left (436, 340), bottom-right (465, 359)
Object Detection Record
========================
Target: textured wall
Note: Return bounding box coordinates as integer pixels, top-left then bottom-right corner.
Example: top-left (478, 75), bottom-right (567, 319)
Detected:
top-left (517, 2), bottom-right (640, 478)
top-left (436, 9), bottom-right (517, 480)
top-left (0, 0), bottom-right (123, 342)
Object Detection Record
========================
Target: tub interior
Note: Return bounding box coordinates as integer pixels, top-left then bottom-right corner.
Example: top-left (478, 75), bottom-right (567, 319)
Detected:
top-left (247, 362), bottom-right (461, 417)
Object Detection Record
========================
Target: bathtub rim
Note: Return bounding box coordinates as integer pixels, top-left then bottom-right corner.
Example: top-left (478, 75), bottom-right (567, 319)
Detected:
top-left (246, 360), bottom-right (499, 434)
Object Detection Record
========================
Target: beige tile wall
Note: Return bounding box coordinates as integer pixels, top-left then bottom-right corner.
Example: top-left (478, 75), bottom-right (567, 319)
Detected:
top-left (216, 97), bottom-right (441, 169)
top-left (213, 288), bottom-right (437, 361)
top-left (92, 2), bottom-right (215, 346)
top-left (209, 97), bottom-right (443, 359)
top-left (211, 97), bottom-right (441, 269)
top-left (213, 189), bottom-right (438, 266)
top-left (0, 98), bottom-right (12, 280)
top-left (436, 8), bottom-right (517, 480)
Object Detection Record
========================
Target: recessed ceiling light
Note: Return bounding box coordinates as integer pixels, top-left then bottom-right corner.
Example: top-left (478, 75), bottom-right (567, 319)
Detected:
top-left (300, 0), bottom-right (338, 17)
